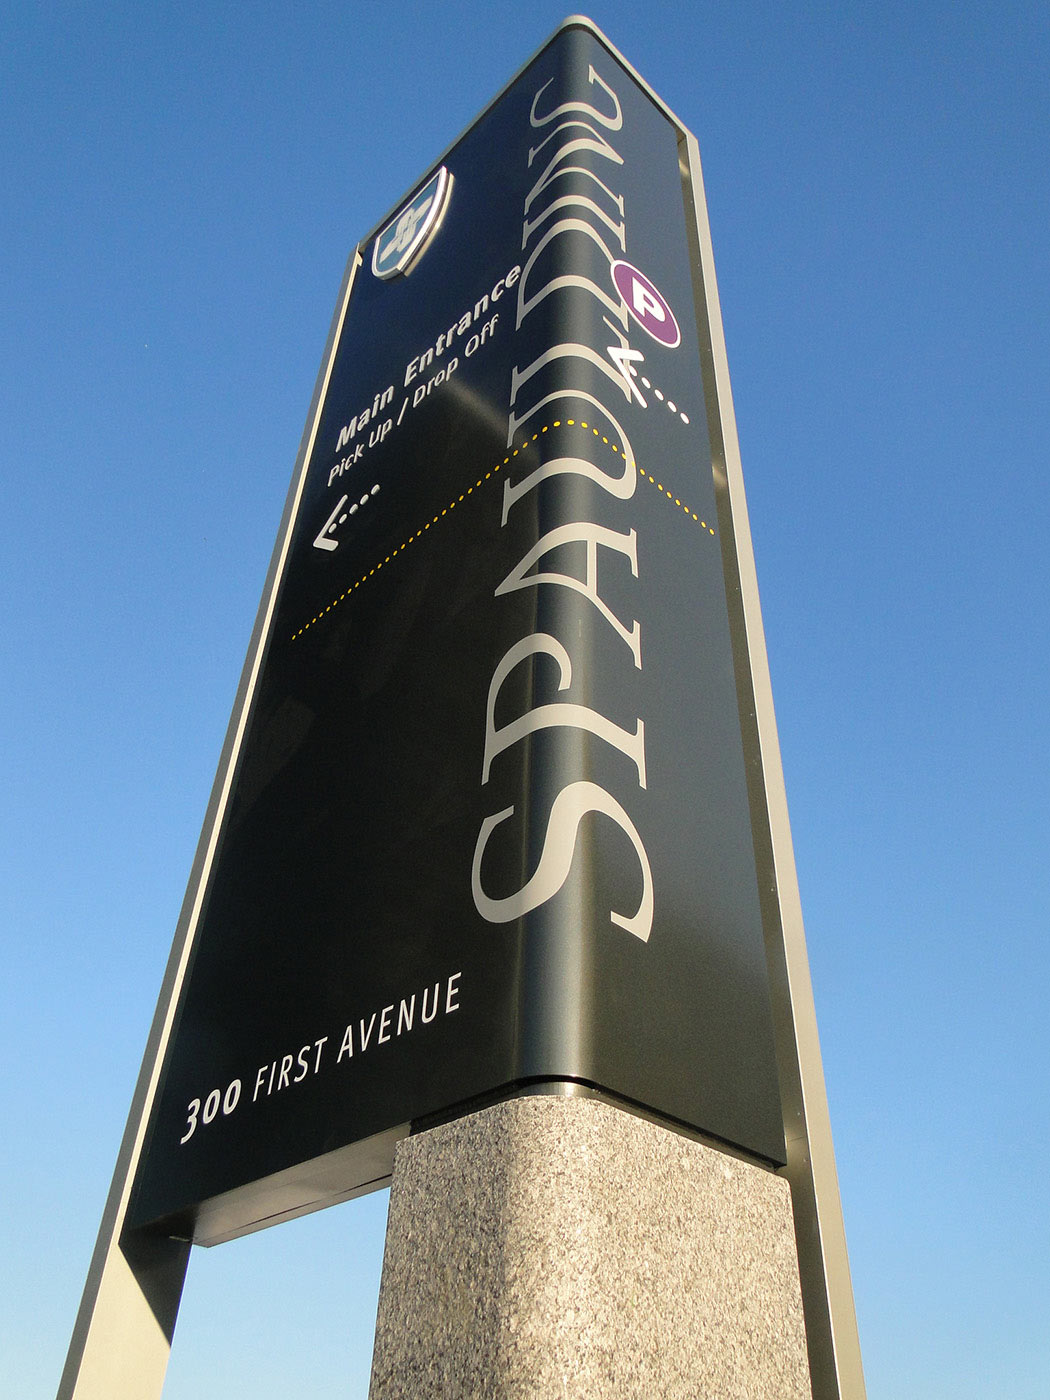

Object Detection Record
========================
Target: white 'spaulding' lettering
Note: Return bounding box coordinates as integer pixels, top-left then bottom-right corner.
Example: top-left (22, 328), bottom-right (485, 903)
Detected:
top-left (528, 64), bottom-right (624, 132)
top-left (472, 781), bottom-right (653, 942)
top-left (482, 633), bottom-right (646, 787)
top-left (472, 62), bottom-right (653, 944)
top-left (495, 522), bottom-right (641, 668)
top-left (502, 383), bottom-right (637, 522)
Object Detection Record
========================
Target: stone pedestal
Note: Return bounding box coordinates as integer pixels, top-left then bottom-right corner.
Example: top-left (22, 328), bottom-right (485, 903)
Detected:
top-left (369, 1094), bottom-right (811, 1399)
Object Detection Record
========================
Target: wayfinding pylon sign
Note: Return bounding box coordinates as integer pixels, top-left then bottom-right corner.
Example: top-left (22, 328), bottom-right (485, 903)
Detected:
top-left (59, 18), bottom-right (864, 1399)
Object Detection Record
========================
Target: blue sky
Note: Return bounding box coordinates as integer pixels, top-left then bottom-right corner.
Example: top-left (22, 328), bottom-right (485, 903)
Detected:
top-left (2, 2), bottom-right (1048, 1396)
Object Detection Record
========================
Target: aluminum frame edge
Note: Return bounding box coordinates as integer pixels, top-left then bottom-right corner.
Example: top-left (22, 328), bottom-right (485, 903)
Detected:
top-left (677, 129), bottom-right (867, 1400)
top-left (56, 245), bottom-right (365, 1400)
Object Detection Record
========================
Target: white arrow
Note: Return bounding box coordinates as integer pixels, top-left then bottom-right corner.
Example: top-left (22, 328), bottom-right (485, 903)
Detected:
top-left (606, 343), bottom-right (648, 406)
top-left (313, 494), bottom-right (348, 551)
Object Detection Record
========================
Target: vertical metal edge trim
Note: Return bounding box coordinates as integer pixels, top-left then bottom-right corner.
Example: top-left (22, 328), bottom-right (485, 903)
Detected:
top-left (677, 131), bottom-right (866, 1400)
top-left (57, 246), bottom-right (363, 1399)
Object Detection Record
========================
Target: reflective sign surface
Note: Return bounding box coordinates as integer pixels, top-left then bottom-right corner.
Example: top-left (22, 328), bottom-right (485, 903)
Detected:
top-left (133, 25), bottom-right (784, 1239)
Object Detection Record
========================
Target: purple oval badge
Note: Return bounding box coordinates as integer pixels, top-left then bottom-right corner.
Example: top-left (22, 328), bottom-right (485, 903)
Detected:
top-left (611, 260), bottom-right (681, 349)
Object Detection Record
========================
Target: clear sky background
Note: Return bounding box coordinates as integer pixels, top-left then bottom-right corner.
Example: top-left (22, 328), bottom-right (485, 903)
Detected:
top-left (2, 2), bottom-right (1047, 1397)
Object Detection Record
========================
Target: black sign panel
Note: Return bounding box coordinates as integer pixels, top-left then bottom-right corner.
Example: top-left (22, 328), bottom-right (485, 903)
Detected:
top-left (132, 24), bottom-right (785, 1240)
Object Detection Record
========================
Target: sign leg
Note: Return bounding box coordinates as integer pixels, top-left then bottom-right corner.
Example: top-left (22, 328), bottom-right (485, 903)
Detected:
top-left (57, 1228), bottom-right (188, 1400)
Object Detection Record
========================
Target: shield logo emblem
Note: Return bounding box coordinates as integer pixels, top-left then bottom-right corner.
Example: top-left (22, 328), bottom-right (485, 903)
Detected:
top-left (372, 166), bottom-right (453, 280)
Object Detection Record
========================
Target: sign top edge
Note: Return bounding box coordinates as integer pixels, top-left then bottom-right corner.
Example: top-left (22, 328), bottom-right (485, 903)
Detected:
top-left (354, 15), bottom-right (695, 255)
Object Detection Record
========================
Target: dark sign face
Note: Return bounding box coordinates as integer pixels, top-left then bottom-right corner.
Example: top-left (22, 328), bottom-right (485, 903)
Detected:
top-left (132, 24), bottom-right (785, 1242)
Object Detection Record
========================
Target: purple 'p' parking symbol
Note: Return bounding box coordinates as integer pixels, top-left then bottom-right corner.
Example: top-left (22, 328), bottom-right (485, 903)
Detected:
top-left (611, 260), bottom-right (681, 349)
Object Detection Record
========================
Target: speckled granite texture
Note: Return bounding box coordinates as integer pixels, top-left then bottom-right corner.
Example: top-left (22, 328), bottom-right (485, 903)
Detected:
top-left (368, 1095), bottom-right (811, 1398)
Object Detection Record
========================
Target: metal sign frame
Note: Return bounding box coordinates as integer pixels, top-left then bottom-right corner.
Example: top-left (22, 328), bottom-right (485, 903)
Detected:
top-left (58, 18), bottom-right (865, 1400)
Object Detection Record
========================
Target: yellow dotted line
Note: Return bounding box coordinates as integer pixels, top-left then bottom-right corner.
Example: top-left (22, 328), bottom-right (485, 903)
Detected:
top-left (292, 421), bottom-right (711, 640)
top-left (292, 460), bottom-right (506, 638)
top-left (638, 465), bottom-right (715, 534)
